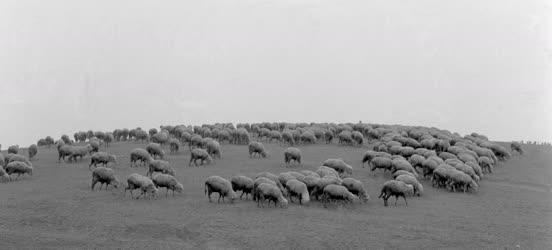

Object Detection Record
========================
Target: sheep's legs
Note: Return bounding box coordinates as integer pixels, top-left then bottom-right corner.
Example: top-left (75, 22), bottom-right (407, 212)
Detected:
top-left (402, 195), bottom-right (408, 206)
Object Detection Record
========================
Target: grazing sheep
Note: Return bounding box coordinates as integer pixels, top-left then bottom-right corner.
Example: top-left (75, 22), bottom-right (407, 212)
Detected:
top-left (255, 172), bottom-right (288, 196)
top-left (316, 166), bottom-right (340, 179)
top-left (8, 145), bottom-right (19, 154)
top-left (370, 157), bottom-right (393, 173)
top-left (301, 175), bottom-right (321, 197)
top-left (432, 164), bottom-right (458, 188)
top-left (124, 173), bottom-right (158, 199)
top-left (321, 184), bottom-right (359, 204)
top-left (6, 154), bottom-right (32, 166)
top-left (284, 147), bottom-right (302, 167)
top-left (0, 166), bottom-right (9, 182)
top-left (268, 130), bottom-right (283, 143)
top-left (299, 170), bottom-right (319, 178)
top-left (324, 130), bottom-right (334, 144)
top-left (89, 152), bottom-right (117, 169)
top-left (312, 176), bottom-right (342, 200)
top-left (378, 180), bottom-right (414, 207)
top-left (189, 148), bottom-right (213, 167)
top-left (392, 170), bottom-right (416, 179)
top-left (322, 158), bottom-right (353, 177)
top-left (130, 148), bottom-right (152, 167)
top-left (90, 140), bottom-right (100, 153)
top-left (253, 177), bottom-right (278, 201)
top-left (256, 183), bottom-right (289, 208)
top-left (395, 174), bottom-right (424, 196)
top-left (511, 142), bottom-right (524, 155)
top-left (169, 138), bottom-right (180, 154)
top-left (341, 178), bottom-right (370, 202)
top-left (5, 161), bottom-right (33, 179)
top-left (439, 152), bottom-right (458, 161)
top-left (147, 160), bottom-right (175, 177)
top-left (28, 144), bottom-right (38, 160)
top-left (204, 176), bottom-right (237, 203)
top-left (231, 175), bottom-right (255, 199)
top-left (206, 140), bottom-right (222, 159)
top-left (408, 154), bottom-right (425, 171)
top-left (146, 143), bottom-right (165, 159)
top-left (91, 167), bottom-right (120, 190)
top-left (0, 154), bottom-right (5, 167)
top-left (151, 173), bottom-right (184, 197)
top-left (465, 161), bottom-right (483, 178)
top-left (447, 170), bottom-right (479, 193)
top-left (285, 179), bottom-right (310, 204)
top-left (282, 131), bottom-right (295, 146)
top-left (338, 131), bottom-right (353, 145)
top-left (57, 145), bottom-right (73, 162)
top-left (68, 145), bottom-right (93, 162)
top-left (478, 156), bottom-right (494, 173)
top-left (362, 150), bottom-right (379, 167)
top-left (391, 158), bottom-right (418, 177)
top-left (278, 172), bottom-right (297, 187)
top-left (351, 131), bottom-right (364, 146)
top-left (248, 141), bottom-right (268, 158)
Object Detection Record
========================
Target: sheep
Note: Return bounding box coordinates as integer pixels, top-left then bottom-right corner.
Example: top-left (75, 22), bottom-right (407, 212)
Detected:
top-left (130, 148), bottom-right (152, 167)
top-left (147, 160), bottom-right (175, 177)
top-left (338, 131), bottom-right (353, 145)
top-left (299, 170), bottom-right (319, 178)
top-left (151, 132), bottom-right (170, 145)
top-left (301, 175), bottom-right (321, 197)
top-left (478, 156), bottom-right (494, 173)
top-left (351, 131), bottom-right (364, 146)
top-left (300, 130), bottom-right (317, 144)
top-left (341, 178), bottom-right (370, 202)
top-left (391, 158), bottom-right (418, 177)
top-left (312, 176), bottom-right (342, 200)
top-left (57, 145), bottom-right (73, 162)
top-left (146, 143), bottom-right (165, 159)
top-left (189, 148), bottom-right (213, 167)
top-left (91, 167), bottom-right (120, 190)
top-left (68, 144), bottom-right (93, 162)
top-left (5, 161), bottom-right (33, 180)
top-left (408, 154), bottom-right (425, 172)
top-left (0, 166), bottom-right (9, 182)
top-left (322, 158), bottom-right (353, 177)
top-left (324, 130), bottom-right (334, 144)
top-left (282, 130), bottom-right (295, 145)
top-left (316, 166), bottom-right (340, 179)
top-left (511, 142), bottom-right (524, 155)
top-left (457, 153), bottom-right (477, 164)
top-left (439, 152), bottom-right (458, 161)
top-left (169, 138), bottom-right (180, 154)
top-left (6, 154), bottom-right (32, 166)
top-left (206, 139), bottom-right (222, 159)
top-left (399, 147), bottom-right (415, 158)
top-left (248, 141), bottom-right (268, 158)
top-left (230, 175), bottom-right (254, 199)
top-left (465, 161), bottom-right (483, 178)
top-left (89, 152), bottom-right (117, 169)
top-left (446, 160), bottom-right (480, 183)
top-left (255, 172), bottom-right (288, 196)
top-left (253, 177), bottom-right (278, 201)
top-left (394, 174), bottom-right (424, 196)
top-left (256, 183), bottom-right (289, 208)
top-left (285, 179), bottom-right (310, 204)
top-left (392, 170), bottom-right (416, 179)
top-left (124, 173), bottom-right (158, 199)
top-left (0, 154), bottom-right (5, 167)
top-left (362, 150), bottom-right (379, 167)
top-left (151, 173), bottom-right (184, 197)
top-left (378, 180), bottom-right (414, 207)
top-left (204, 176), bottom-right (237, 203)
top-left (268, 130), bottom-right (283, 143)
top-left (321, 184), bottom-right (359, 204)
top-left (447, 170), bottom-right (479, 193)
top-left (432, 164), bottom-right (458, 188)
top-left (90, 140), bottom-right (100, 153)
top-left (369, 157), bottom-right (393, 173)
top-left (284, 147), bottom-right (302, 167)
top-left (8, 145), bottom-right (19, 154)
top-left (28, 144), bottom-right (38, 160)
top-left (278, 172), bottom-right (297, 187)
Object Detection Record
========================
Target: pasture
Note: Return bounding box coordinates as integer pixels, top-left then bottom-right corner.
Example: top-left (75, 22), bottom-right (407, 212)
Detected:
top-left (1, 141), bottom-right (551, 249)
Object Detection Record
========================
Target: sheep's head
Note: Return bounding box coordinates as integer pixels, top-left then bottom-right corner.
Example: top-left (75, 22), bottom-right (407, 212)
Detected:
top-left (175, 183), bottom-right (184, 193)
top-left (206, 155), bottom-right (213, 164)
top-left (469, 181), bottom-right (479, 192)
top-left (228, 190), bottom-right (238, 203)
top-left (261, 151), bottom-right (268, 158)
top-left (348, 194), bottom-right (360, 203)
top-left (279, 197), bottom-right (289, 208)
top-left (111, 178), bottom-right (121, 189)
top-left (415, 183), bottom-right (424, 196)
top-left (109, 155), bottom-right (118, 165)
top-left (405, 184), bottom-right (415, 196)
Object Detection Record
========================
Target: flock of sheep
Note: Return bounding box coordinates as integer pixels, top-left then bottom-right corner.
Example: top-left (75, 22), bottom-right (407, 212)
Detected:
top-left (1, 122), bottom-right (524, 208)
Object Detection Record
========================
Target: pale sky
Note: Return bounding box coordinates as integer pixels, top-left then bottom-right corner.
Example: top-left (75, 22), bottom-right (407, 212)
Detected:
top-left (1, 0), bottom-right (551, 147)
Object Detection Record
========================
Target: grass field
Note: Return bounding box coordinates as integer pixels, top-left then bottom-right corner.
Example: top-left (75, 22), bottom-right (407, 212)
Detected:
top-left (1, 142), bottom-right (551, 249)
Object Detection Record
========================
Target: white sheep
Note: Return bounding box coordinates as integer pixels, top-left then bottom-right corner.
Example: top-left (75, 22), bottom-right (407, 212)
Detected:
top-left (91, 167), bottom-right (120, 190)
top-left (231, 175), bottom-right (254, 199)
top-left (204, 176), bottom-right (237, 203)
top-left (146, 143), bottom-right (165, 159)
top-left (124, 173), bottom-right (158, 199)
top-left (322, 158), bottom-right (353, 177)
top-left (321, 184), bottom-right (359, 204)
top-left (147, 160), bottom-right (175, 177)
top-left (189, 148), bottom-right (213, 167)
top-left (256, 183), bottom-right (289, 208)
top-left (5, 161), bottom-right (33, 180)
top-left (285, 179), bottom-right (310, 204)
top-left (248, 141), bottom-right (268, 158)
top-left (378, 180), bottom-right (414, 207)
top-left (89, 152), bottom-right (118, 169)
top-left (284, 147), bottom-right (302, 167)
top-left (341, 178), bottom-right (370, 202)
top-left (394, 174), bottom-right (424, 196)
top-left (151, 173), bottom-right (184, 197)
top-left (130, 148), bottom-right (152, 167)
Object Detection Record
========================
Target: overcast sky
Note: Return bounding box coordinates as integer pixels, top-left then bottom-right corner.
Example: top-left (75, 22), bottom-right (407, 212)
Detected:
top-left (1, 0), bottom-right (551, 147)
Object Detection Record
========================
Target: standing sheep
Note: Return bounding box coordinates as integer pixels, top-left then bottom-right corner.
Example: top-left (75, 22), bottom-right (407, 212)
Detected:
top-left (89, 152), bottom-right (117, 169)
top-left (341, 178), bottom-right (370, 202)
top-left (231, 175), bottom-right (255, 199)
top-left (378, 180), bottom-right (414, 207)
top-left (124, 173), bottom-right (158, 199)
top-left (285, 179), bottom-right (310, 204)
top-left (189, 148), bottom-right (213, 167)
top-left (8, 145), bottom-right (19, 154)
top-left (147, 160), bottom-right (175, 177)
top-left (370, 157), bottom-right (393, 173)
top-left (151, 173), bottom-right (184, 197)
top-left (511, 141), bottom-right (524, 155)
top-left (284, 147), bottom-right (302, 167)
top-left (322, 158), bottom-right (353, 177)
top-left (321, 184), bottom-right (359, 204)
top-left (130, 148), bottom-right (152, 167)
top-left (394, 174), bottom-right (424, 196)
top-left (351, 131), bottom-right (364, 146)
top-left (169, 138), bottom-right (180, 154)
top-left (146, 143), bottom-right (165, 159)
top-left (248, 141), bottom-right (268, 158)
top-left (91, 167), bottom-right (120, 190)
top-left (256, 183), bottom-right (289, 208)
top-left (5, 161), bottom-right (33, 180)
top-left (206, 140), bottom-right (222, 159)
top-left (204, 176), bottom-right (237, 203)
